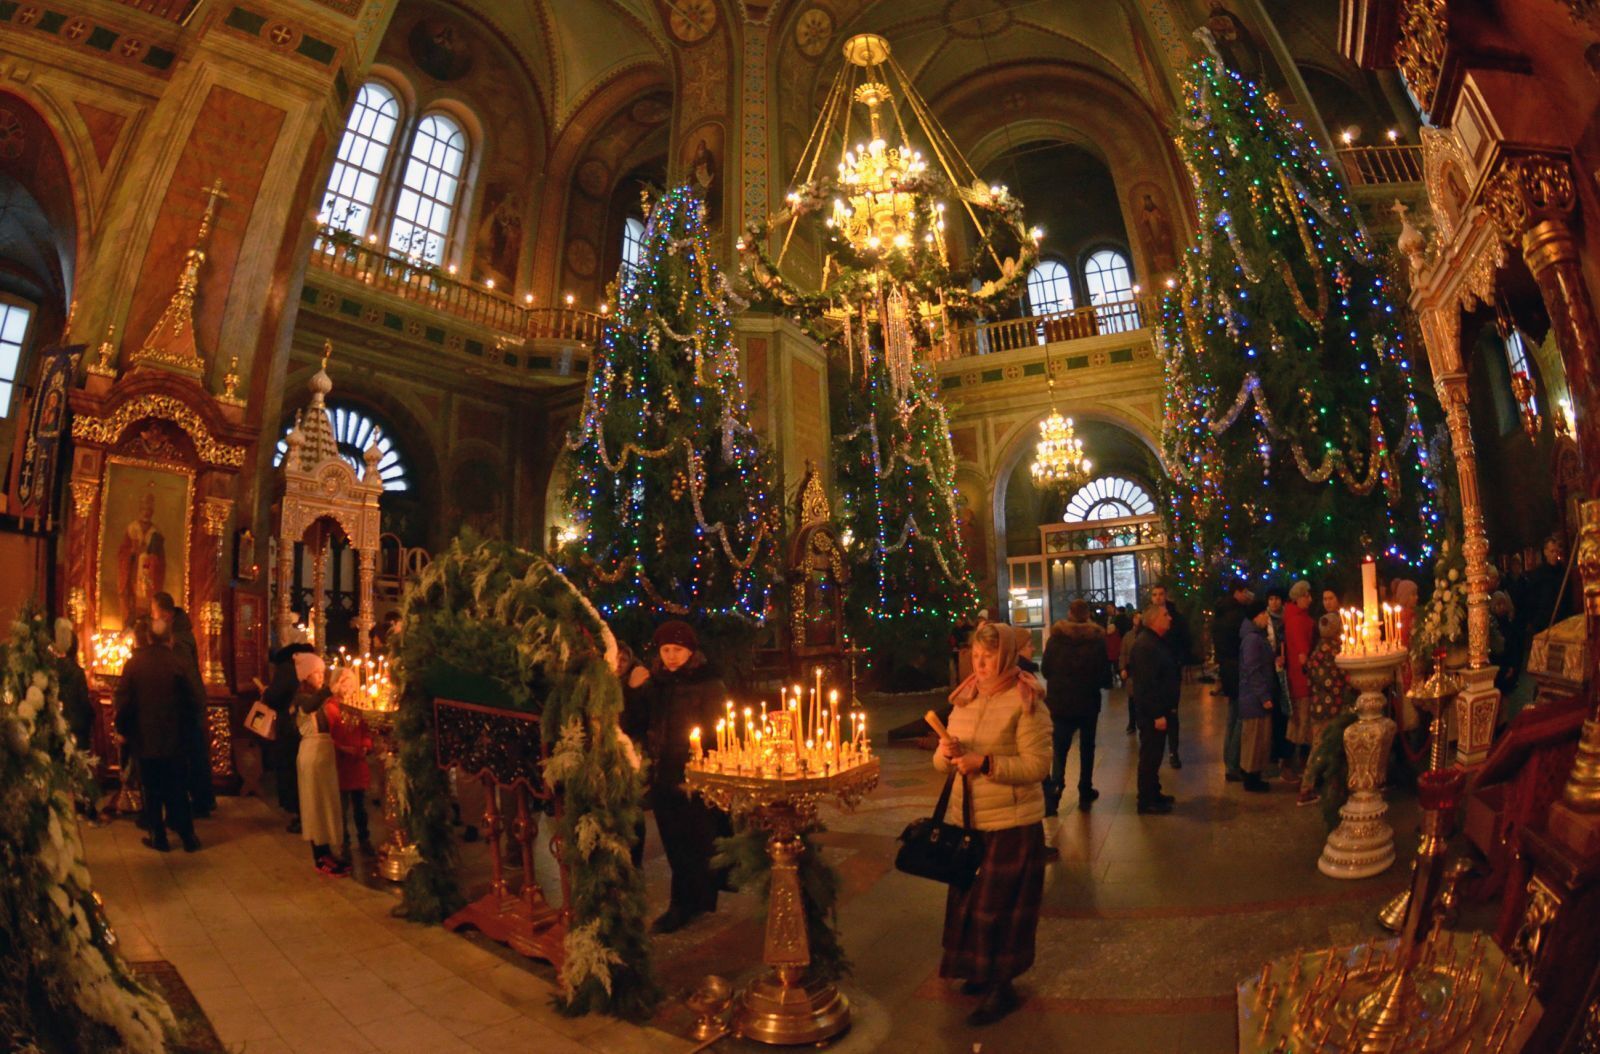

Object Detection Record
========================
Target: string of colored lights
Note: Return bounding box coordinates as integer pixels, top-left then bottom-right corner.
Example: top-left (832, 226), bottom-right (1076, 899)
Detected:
top-left (1158, 53), bottom-right (1445, 593)
top-left (559, 186), bottom-right (779, 623)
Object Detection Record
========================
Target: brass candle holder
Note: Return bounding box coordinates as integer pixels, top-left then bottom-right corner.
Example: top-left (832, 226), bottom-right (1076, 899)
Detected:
top-left (347, 701), bottom-right (419, 882)
top-left (684, 754), bottom-right (879, 1046)
top-left (1319, 647), bottom-right (1406, 879)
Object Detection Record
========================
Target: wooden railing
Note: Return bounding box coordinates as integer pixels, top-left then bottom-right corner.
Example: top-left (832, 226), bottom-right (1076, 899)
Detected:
top-left (113, 0), bottom-right (198, 21)
top-left (1337, 144), bottom-right (1424, 187)
top-left (308, 227), bottom-right (607, 349)
top-left (936, 295), bottom-right (1157, 361)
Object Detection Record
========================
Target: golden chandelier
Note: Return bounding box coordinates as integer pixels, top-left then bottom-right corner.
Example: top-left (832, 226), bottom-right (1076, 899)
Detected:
top-left (1031, 411), bottom-right (1092, 491)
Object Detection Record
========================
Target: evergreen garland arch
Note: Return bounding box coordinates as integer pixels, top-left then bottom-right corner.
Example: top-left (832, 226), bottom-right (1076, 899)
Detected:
top-left (391, 536), bottom-right (658, 1019)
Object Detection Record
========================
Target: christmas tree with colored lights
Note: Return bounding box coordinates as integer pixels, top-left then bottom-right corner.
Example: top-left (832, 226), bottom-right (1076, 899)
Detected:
top-left (559, 186), bottom-right (779, 648)
top-left (834, 330), bottom-right (980, 675)
top-left (1160, 48), bottom-right (1443, 594)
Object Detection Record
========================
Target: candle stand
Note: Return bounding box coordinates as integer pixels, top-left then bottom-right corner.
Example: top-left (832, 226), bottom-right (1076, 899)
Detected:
top-left (349, 702), bottom-right (419, 882)
top-left (685, 755), bottom-right (879, 1046)
top-left (1380, 660), bottom-right (1459, 932)
top-left (1319, 647), bottom-right (1406, 879)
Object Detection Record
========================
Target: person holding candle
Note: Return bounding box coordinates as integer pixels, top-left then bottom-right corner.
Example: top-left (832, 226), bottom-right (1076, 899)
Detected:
top-left (1236, 599), bottom-right (1276, 794)
top-left (935, 622), bottom-right (1051, 1026)
top-left (1040, 599), bottom-right (1111, 816)
top-left (633, 620), bottom-right (731, 934)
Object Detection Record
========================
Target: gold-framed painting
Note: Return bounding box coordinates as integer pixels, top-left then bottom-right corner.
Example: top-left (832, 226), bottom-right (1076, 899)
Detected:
top-left (97, 457), bottom-right (193, 632)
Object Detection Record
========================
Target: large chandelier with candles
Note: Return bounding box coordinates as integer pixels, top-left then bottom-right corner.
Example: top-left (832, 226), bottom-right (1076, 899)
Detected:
top-left (1031, 411), bottom-right (1092, 491)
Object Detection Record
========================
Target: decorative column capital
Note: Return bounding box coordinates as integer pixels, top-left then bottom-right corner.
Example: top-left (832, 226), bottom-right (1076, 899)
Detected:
top-left (1483, 153), bottom-right (1577, 246)
top-left (69, 478), bottom-right (98, 518)
top-left (201, 496), bottom-right (234, 537)
top-left (1396, 0), bottom-right (1449, 117)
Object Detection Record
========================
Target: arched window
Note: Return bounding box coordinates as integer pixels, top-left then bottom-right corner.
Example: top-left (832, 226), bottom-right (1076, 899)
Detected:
top-left (273, 403), bottom-right (410, 491)
top-left (0, 295), bottom-right (33, 418)
top-left (320, 82), bottom-right (401, 236)
top-left (1026, 259), bottom-right (1074, 316)
top-left (1063, 475), bottom-right (1154, 522)
top-left (1503, 329), bottom-right (1537, 414)
top-left (390, 113), bottom-right (467, 265)
top-left (620, 216), bottom-right (646, 287)
top-left (1084, 249), bottom-right (1138, 334)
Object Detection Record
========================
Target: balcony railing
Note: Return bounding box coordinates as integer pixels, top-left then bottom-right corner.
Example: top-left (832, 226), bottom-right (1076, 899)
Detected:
top-left (936, 295), bottom-right (1158, 361)
top-left (308, 227), bottom-right (607, 348)
top-left (1337, 144), bottom-right (1424, 187)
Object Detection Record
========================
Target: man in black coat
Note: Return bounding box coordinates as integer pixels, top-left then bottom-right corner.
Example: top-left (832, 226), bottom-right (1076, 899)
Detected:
top-left (1126, 605), bottom-right (1180, 814)
top-left (153, 592), bottom-right (215, 818)
top-left (1211, 580), bottom-right (1253, 783)
top-left (1041, 599), bottom-right (1111, 815)
top-left (631, 620), bottom-right (731, 934)
top-left (1149, 584), bottom-right (1190, 769)
top-left (115, 622), bottom-right (204, 852)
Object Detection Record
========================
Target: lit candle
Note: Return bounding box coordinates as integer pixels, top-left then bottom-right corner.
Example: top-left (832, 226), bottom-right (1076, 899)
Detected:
top-left (829, 690), bottom-right (840, 751)
top-left (690, 726), bottom-right (702, 762)
top-left (716, 718), bottom-right (727, 754)
top-left (793, 685), bottom-right (805, 741)
top-left (743, 707), bottom-right (753, 754)
top-left (1362, 557), bottom-right (1379, 644)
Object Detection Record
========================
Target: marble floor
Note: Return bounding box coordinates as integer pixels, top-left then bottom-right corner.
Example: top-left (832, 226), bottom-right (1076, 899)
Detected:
top-left (84, 682), bottom-right (1421, 1053)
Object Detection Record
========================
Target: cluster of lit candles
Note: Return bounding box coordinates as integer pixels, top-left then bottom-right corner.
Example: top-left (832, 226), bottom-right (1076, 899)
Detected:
top-left (689, 669), bottom-right (870, 778)
top-left (328, 648), bottom-right (396, 711)
top-left (90, 630), bottom-right (134, 676)
top-left (1338, 557), bottom-right (1406, 657)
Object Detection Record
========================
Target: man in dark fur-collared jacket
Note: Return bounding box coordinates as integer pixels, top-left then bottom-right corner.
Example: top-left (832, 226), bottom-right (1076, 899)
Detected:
top-left (1040, 599), bottom-right (1112, 815)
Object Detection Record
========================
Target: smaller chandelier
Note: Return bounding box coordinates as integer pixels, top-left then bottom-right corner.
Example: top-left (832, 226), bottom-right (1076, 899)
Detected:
top-left (1031, 411), bottom-right (1092, 490)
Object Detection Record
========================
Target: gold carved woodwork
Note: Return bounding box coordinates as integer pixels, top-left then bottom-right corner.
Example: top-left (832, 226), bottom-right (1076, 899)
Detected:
top-left (71, 394), bottom-right (248, 468)
top-left (1562, 499), bottom-right (1600, 811)
top-left (201, 497), bottom-right (234, 537)
top-left (799, 470), bottom-right (830, 525)
top-left (1396, 0), bottom-right (1448, 116)
top-left (67, 587), bottom-right (86, 628)
top-left (1483, 154), bottom-right (1578, 247)
top-left (69, 478), bottom-right (98, 518)
top-left (1509, 876), bottom-right (1561, 982)
top-left (1579, 991), bottom-right (1600, 1054)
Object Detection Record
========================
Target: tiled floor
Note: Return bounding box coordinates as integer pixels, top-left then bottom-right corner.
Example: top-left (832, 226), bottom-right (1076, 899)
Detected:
top-left (85, 682), bottom-right (1421, 1053)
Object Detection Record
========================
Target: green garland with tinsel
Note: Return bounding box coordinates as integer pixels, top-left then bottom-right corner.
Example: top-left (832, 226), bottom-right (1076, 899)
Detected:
top-left (1302, 709), bottom-right (1359, 831)
top-left (392, 535), bottom-right (659, 1019)
top-left (0, 606), bottom-right (181, 1053)
top-left (713, 827), bottom-right (850, 983)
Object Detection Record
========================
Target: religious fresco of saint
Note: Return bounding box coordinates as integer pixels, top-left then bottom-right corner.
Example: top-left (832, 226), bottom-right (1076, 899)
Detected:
top-left (97, 460), bottom-right (191, 631)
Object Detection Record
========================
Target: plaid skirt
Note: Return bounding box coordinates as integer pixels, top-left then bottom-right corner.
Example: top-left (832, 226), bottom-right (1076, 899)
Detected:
top-left (940, 822), bottom-right (1046, 984)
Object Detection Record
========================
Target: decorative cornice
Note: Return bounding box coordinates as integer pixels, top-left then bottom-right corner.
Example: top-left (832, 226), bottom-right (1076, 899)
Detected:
top-left (71, 393), bottom-right (249, 468)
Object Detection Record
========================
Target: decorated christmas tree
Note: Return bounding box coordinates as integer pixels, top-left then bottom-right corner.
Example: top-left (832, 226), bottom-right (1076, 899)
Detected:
top-left (834, 323), bottom-right (980, 668)
top-left (1160, 48), bottom-right (1443, 592)
top-left (560, 186), bottom-right (780, 648)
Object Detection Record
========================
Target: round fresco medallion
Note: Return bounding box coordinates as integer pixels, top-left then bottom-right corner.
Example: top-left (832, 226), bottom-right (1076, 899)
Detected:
top-left (666, 0), bottom-right (717, 43)
top-left (576, 159), bottom-right (611, 199)
top-left (794, 7), bottom-right (833, 59)
top-left (944, 0), bottom-right (1013, 38)
top-left (566, 239), bottom-right (598, 278)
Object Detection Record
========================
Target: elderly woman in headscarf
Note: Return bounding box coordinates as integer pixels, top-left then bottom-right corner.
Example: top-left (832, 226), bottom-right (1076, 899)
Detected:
top-left (933, 621), bottom-right (1052, 1026)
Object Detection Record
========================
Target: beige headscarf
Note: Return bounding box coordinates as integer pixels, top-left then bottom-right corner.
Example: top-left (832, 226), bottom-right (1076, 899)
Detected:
top-left (950, 622), bottom-right (1041, 711)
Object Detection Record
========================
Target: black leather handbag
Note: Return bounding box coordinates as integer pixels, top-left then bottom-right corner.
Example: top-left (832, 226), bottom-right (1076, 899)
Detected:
top-left (895, 770), bottom-right (986, 889)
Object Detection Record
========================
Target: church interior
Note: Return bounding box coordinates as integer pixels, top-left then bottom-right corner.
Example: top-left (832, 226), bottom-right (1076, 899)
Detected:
top-left (5, 0), bottom-right (1600, 1051)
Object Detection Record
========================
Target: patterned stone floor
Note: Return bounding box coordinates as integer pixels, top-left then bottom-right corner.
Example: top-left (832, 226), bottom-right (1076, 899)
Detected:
top-left (84, 681), bottom-right (1420, 1053)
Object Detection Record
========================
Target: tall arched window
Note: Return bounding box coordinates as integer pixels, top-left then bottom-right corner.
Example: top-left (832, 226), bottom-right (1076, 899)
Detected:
top-left (1026, 259), bottom-right (1074, 316)
top-left (320, 82), bottom-right (401, 236)
top-left (1084, 249), bottom-right (1138, 333)
top-left (390, 113), bottom-right (466, 265)
top-left (620, 216), bottom-right (646, 288)
top-left (0, 296), bottom-right (33, 418)
top-left (1064, 475), bottom-right (1155, 522)
top-left (273, 404), bottom-right (410, 491)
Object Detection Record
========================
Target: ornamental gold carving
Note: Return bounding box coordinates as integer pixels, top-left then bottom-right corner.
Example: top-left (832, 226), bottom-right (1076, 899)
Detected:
top-left (201, 497), bottom-right (234, 537)
top-left (1396, 0), bottom-right (1448, 115)
top-left (1509, 876), bottom-right (1559, 982)
top-left (1484, 154), bottom-right (1577, 244)
top-left (71, 395), bottom-right (247, 468)
top-left (69, 478), bottom-right (98, 517)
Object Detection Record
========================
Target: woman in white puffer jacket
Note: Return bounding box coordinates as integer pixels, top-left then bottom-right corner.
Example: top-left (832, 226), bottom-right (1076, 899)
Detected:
top-left (934, 621), bottom-right (1052, 1026)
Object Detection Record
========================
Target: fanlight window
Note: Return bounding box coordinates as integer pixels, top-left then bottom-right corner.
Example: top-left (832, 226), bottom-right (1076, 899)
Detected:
top-left (1026, 259), bottom-right (1074, 315)
top-left (1084, 249), bottom-right (1138, 334)
top-left (273, 404), bottom-right (410, 491)
top-left (390, 113), bottom-right (466, 265)
top-left (1063, 475), bottom-right (1154, 522)
top-left (320, 82), bottom-right (400, 236)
